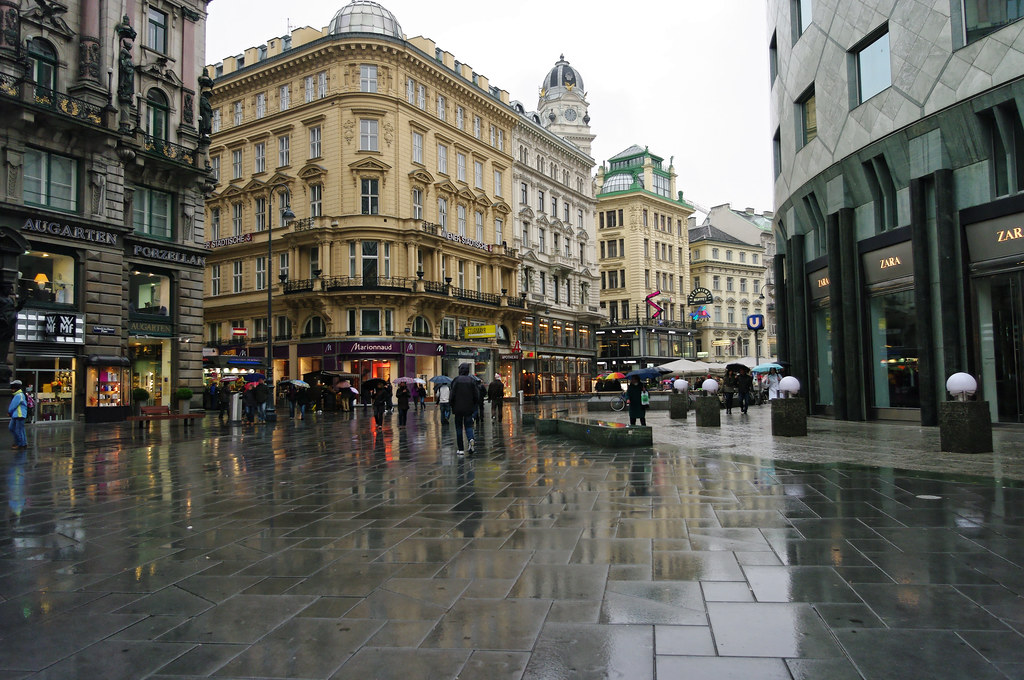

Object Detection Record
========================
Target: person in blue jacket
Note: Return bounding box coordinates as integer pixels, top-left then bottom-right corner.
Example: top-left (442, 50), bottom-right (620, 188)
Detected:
top-left (7, 380), bottom-right (28, 448)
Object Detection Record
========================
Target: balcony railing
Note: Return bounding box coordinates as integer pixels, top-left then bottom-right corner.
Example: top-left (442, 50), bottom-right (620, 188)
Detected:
top-left (299, 330), bottom-right (327, 339)
top-left (322, 275), bottom-right (412, 291)
top-left (424, 280), bottom-right (447, 294)
top-left (507, 295), bottom-right (526, 309)
top-left (31, 85), bottom-right (106, 126)
top-left (451, 287), bottom-right (500, 305)
top-left (284, 279), bottom-right (315, 293)
top-left (275, 332), bottom-right (293, 341)
top-left (142, 133), bottom-right (198, 167)
top-left (420, 221), bottom-right (441, 235)
top-left (411, 329), bottom-right (432, 338)
top-left (292, 217), bottom-right (318, 231)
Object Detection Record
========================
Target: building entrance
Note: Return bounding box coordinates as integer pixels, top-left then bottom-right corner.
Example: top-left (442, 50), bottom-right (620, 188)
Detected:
top-left (985, 272), bottom-right (1024, 423)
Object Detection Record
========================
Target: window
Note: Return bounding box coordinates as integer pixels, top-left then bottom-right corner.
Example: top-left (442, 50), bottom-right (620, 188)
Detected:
top-left (349, 242), bottom-right (358, 277)
top-left (417, 83), bottom-right (426, 110)
top-left (279, 84), bottom-right (290, 111)
top-left (436, 94), bottom-right (446, 120)
top-left (495, 218), bottom-right (503, 244)
top-left (256, 92), bottom-right (266, 119)
top-left (146, 89), bottom-right (169, 140)
top-left (233, 101), bottom-right (242, 126)
top-left (578, 209), bottom-right (583, 229)
top-left (773, 128), bottom-right (782, 179)
top-left (520, 183), bottom-right (528, 204)
top-left (473, 115), bottom-right (481, 138)
top-left (753, 254), bottom-right (759, 265)
top-left (232, 149), bottom-right (242, 179)
top-left (739, 251), bottom-right (746, 263)
top-left (457, 152), bottom-right (466, 182)
top-left (360, 64), bottom-right (377, 92)
top-left (727, 277), bottom-right (734, 292)
top-left (361, 179), bottom-right (378, 215)
top-left (210, 208), bottom-right (220, 239)
top-left (256, 256), bottom-right (266, 290)
top-left (798, 86), bottom-right (817, 146)
top-left (23, 149), bottom-right (77, 212)
top-left (309, 246), bottom-right (320, 277)
top-left (523, 222), bottom-right (530, 245)
top-left (457, 205), bottom-right (467, 236)
top-left (310, 184), bottom-right (322, 217)
top-left (726, 250), bottom-right (733, 261)
top-left (497, 129), bottom-right (504, 151)
top-left (793, 0), bottom-right (812, 38)
top-left (359, 119), bottom-right (378, 151)
top-left (740, 278), bottom-right (748, 293)
top-left (489, 125), bottom-right (496, 146)
top-left (538, 190), bottom-right (545, 213)
top-left (539, 228), bottom-right (546, 252)
top-left (309, 126), bottom-right (321, 158)
top-left (769, 32), bottom-right (778, 84)
top-left (438, 198), bottom-right (448, 228)
top-left (211, 109), bottom-right (221, 133)
top-left (728, 308), bottom-right (735, 323)
top-left (317, 71), bottom-right (327, 98)
top-left (713, 275), bottom-right (721, 290)
top-left (254, 142), bottom-right (265, 173)
top-left (475, 211), bottom-right (483, 241)
top-left (412, 188), bottom-right (423, 219)
top-left (27, 38), bottom-right (56, 94)
top-left (211, 155), bottom-right (220, 181)
top-left (412, 131), bottom-right (423, 163)
top-left (254, 197), bottom-right (266, 232)
top-left (965, 0), bottom-right (1024, 43)
top-left (276, 315), bottom-right (292, 340)
top-left (129, 270), bottom-right (171, 315)
top-left (438, 144), bottom-right (448, 174)
top-left (458, 261), bottom-right (465, 288)
top-left (132, 187), bottom-right (173, 239)
top-left (863, 153), bottom-right (898, 230)
top-left (305, 75), bottom-right (314, 103)
top-left (232, 203), bottom-right (242, 236)
top-left (474, 161), bottom-right (483, 188)
top-left (278, 135), bottom-right (290, 167)
top-left (211, 265), bottom-right (220, 296)
top-left (456, 106), bottom-right (464, 130)
top-left (494, 170), bottom-right (503, 196)
top-left (564, 202), bottom-right (570, 222)
top-left (279, 252), bottom-right (289, 282)
top-left (855, 29), bottom-right (890, 104)
top-left (551, 197), bottom-right (558, 217)
top-left (147, 7), bottom-right (167, 53)
top-left (407, 77), bottom-right (415, 104)
top-left (476, 264), bottom-right (482, 292)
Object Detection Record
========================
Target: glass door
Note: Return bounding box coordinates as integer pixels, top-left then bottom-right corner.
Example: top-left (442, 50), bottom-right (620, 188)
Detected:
top-left (987, 273), bottom-right (1024, 423)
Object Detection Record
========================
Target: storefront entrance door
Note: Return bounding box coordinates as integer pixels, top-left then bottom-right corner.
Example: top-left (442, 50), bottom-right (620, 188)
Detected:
top-left (988, 273), bottom-right (1024, 423)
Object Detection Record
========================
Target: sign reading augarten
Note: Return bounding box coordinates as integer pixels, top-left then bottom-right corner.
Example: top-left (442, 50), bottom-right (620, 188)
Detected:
top-left (22, 217), bottom-right (118, 245)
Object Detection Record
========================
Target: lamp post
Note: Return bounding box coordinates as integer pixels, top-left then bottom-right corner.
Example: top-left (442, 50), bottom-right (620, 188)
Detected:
top-left (755, 284), bottom-right (773, 367)
top-left (266, 184), bottom-right (295, 421)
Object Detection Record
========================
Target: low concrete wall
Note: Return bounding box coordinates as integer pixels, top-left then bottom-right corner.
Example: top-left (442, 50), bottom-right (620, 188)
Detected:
top-left (586, 396), bottom-right (671, 412)
top-left (533, 416), bottom-right (652, 447)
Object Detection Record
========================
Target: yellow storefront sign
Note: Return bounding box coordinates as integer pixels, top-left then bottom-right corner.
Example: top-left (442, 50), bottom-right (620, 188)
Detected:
top-left (464, 324), bottom-right (497, 339)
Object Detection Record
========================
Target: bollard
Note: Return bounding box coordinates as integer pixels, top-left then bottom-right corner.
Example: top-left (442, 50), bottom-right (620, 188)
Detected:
top-left (669, 392), bottom-right (689, 420)
top-left (939, 373), bottom-right (992, 453)
top-left (770, 377), bottom-right (807, 437)
top-left (695, 396), bottom-right (720, 427)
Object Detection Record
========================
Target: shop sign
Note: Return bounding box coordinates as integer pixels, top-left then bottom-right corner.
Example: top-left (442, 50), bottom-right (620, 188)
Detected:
top-left (965, 212), bottom-right (1024, 264)
top-left (499, 351), bottom-right (521, 360)
top-left (337, 340), bottom-right (399, 355)
top-left (44, 314), bottom-right (76, 338)
top-left (687, 287), bottom-right (714, 305)
top-left (92, 326), bottom-right (117, 335)
top-left (206, 233), bottom-right (252, 249)
top-left (203, 347), bottom-right (218, 356)
top-left (129, 242), bottom-right (207, 268)
top-left (861, 241), bottom-right (913, 285)
top-left (21, 216), bottom-right (118, 246)
top-left (232, 327), bottom-right (247, 336)
top-left (440, 230), bottom-right (494, 252)
top-left (16, 310), bottom-right (83, 344)
top-left (128, 320), bottom-right (172, 336)
top-left (808, 267), bottom-right (830, 300)
top-left (711, 339), bottom-right (733, 347)
top-left (464, 324), bottom-right (496, 339)
top-left (445, 347), bottom-right (489, 359)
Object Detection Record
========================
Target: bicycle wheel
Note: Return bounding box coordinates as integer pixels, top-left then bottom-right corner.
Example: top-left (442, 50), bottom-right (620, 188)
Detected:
top-left (610, 396), bottom-right (625, 411)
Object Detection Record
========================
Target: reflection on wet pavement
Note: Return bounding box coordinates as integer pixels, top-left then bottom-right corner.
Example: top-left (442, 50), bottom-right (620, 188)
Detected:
top-left (2, 403), bottom-right (1024, 679)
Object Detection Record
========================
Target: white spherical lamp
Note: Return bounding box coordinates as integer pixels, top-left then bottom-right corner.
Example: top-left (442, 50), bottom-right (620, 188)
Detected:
top-left (673, 379), bottom-right (689, 392)
top-left (701, 378), bottom-right (719, 394)
top-left (779, 376), bottom-right (801, 397)
top-left (946, 373), bottom-right (977, 402)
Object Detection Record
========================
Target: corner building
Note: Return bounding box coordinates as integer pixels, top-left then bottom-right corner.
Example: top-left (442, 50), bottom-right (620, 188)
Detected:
top-left (1, 0), bottom-right (210, 422)
top-left (203, 2), bottom-right (527, 389)
top-left (770, 0), bottom-right (1024, 424)
top-left (594, 145), bottom-right (694, 373)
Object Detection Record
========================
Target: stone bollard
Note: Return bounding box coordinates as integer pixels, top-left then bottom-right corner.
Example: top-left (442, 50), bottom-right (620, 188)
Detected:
top-left (695, 395), bottom-right (720, 427)
top-left (669, 392), bottom-right (689, 420)
top-left (938, 401), bottom-right (992, 453)
top-left (771, 397), bottom-right (807, 436)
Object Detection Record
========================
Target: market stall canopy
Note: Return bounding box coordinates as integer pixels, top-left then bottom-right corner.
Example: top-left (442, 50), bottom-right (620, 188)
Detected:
top-left (656, 358), bottom-right (706, 375)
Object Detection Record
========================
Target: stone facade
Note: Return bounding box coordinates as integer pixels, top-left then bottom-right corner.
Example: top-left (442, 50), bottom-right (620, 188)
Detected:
top-left (0, 0), bottom-right (210, 422)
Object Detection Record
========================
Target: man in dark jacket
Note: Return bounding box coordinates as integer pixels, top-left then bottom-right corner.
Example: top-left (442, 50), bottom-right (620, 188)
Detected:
top-left (450, 363), bottom-right (482, 455)
top-left (736, 367), bottom-right (754, 414)
top-left (487, 373), bottom-right (505, 423)
top-left (253, 381), bottom-right (270, 422)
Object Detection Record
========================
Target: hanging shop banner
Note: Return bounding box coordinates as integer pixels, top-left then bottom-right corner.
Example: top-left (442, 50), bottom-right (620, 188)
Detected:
top-left (687, 287), bottom-right (714, 305)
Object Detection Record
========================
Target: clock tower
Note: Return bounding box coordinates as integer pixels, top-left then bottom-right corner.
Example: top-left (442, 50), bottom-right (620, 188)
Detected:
top-left (538, 55), bottom-right (595, 155)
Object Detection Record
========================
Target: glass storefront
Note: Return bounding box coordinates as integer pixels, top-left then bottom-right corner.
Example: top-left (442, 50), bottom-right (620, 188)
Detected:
top-left (812, 306), bottom-right (833, 406)
top-left (15, 356), bottom-right (75, 422)
top-left (976, 272), bottom-right (1024, 423)
top-left (868, 289), bottom-right (919, 408)
top-left (131, 339), bottom-right (171, 405)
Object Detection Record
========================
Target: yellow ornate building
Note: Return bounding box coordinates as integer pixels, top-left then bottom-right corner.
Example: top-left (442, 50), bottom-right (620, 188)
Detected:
top-left (203, 2), bottom-right (527, 392)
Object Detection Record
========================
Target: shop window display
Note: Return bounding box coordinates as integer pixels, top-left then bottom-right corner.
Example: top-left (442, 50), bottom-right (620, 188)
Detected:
top-left (19, 250), bottom-right (76, 306)
top-left (868, 289), bottom-right (919, 408)
top-left (129, 270), bottom-right (171, 316)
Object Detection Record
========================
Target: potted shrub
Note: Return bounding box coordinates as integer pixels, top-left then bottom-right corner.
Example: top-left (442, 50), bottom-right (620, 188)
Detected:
top-left (175, 387), bottom-right (194, 414)
top-left (131, 387), bottom-right (150, 415)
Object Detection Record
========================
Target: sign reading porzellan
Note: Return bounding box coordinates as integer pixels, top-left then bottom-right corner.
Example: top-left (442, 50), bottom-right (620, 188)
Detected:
top-left (130, 244), bottom-right (206, 268)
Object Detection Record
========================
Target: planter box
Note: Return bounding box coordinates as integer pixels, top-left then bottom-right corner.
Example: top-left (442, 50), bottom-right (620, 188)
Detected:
top-left (695, 396), bottom-right (720, 428)
top-left (939, 401), bottom-right (992, 453)
top-left (771, 397), bottom-right (807, 437)
top-left (669, 393), bottom-right (689, 420)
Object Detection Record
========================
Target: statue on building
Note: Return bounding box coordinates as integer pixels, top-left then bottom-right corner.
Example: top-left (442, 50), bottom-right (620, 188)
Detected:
top-left (0, 284), bottom-right (24, 383)
top-left (115, 14), bottom-right (136, 132)
top-left (198, 68), bottom-right (214, 139)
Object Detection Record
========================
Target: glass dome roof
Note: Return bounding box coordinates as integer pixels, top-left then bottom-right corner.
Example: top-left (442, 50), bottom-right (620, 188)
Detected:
top-left (602, 173), bottom-right (634, 193)
top-left (328, 1), bottom-right (403, 38)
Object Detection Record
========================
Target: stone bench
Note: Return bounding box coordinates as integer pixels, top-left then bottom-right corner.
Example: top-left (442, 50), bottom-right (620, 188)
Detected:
top-left (531, 414), bottom-right (652, 447)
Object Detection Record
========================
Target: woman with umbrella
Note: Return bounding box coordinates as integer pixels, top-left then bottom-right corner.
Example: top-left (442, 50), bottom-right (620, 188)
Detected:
top-left (723, 369), bottom-right (737, 414)
top-left (396, 381), bottom-right (411, 427)
top-left (372, 382), bottom-right (389, 429)
top-left (766, 367), bottom-right (782, 401)
top-left (625, 375), bottom-right (649, 427)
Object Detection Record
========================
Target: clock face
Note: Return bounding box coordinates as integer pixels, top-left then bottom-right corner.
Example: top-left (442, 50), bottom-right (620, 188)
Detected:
top-left (564, 108), bottom-right (577, 122)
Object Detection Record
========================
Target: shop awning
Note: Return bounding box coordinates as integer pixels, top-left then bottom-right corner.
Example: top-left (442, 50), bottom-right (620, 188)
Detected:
top-left (88, 355), bottom-right (130, 366)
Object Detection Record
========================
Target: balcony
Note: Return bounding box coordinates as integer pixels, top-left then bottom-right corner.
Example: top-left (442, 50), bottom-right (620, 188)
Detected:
top-left (31, 84), bottom-right (106, 127)
top-left (451, 287), bottom-right (500, 305)
top-left (141, 133), bottom-right (198, 168)
top-left (284, 278), bottom-right (315, 293)
top-left (424, 280), bottom-right (447, 295)
top-left (299, 330), bottom-right (327, 339)
top-left (507, 296), bottom-right (526, 309)
top-left (292, 217), bottom-right (321, 232)
top-left (322, 275), bottom-right (411, 291)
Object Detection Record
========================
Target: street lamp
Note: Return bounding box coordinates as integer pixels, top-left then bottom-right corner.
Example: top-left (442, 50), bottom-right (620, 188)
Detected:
top-left (266, 184), bottom-right (295, 421)
top-left (754, 284), bottom-right (773, 367)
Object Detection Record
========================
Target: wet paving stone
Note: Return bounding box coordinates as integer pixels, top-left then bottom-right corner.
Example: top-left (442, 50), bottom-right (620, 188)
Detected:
top-left (4, 405), bottom-right (1024, 677)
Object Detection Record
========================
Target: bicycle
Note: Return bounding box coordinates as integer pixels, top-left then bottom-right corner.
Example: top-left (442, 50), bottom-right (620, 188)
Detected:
top-left (609, 393), bottom-right (626, 411)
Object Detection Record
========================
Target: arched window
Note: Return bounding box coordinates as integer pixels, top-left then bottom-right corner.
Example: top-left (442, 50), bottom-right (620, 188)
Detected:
top-left (28, 38), bottom-right (57, 95)
top-left (303, 316), bottom-right (326, 338)
top-left (497, 325), bottom-right (511, 345)
top-left (412, 315), bottom-right (431, 337)
top-left (146, 88), bottom-right (169, 140)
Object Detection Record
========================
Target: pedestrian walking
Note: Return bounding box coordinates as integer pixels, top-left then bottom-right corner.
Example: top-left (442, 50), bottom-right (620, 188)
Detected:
top-left (723, 370), bottom-right (737, 414)
top-left (253, 380), bottom-right (270, 422)
top-left (7, 380), bottom-right (28, 448)
top-left (450, 363), bottom-right (482, 456)
top-left (242, 384), bottom-right (257, 423)
top-left (437, 381), bottom-right (452, 424)
top-left (766, 368), bottom-right (782, 401)
top-left (487, 373), bottom-right (505, 423)
top-left (417, 384), bottom-right (426, 411)
top-left (625, 376), bottom-right (649, 426)
top-left (737, 367), bottom-right (754, 414)
top-left (384, 381), bottom-right (394, 414)
top-left (295, 386), bottom-right (311, 419)
top-left (396, 383), bottom-right (411, 426)
top-left (218, 383), bottom-right (230, 419)
top-left (372, 383), bottom-right (389, 429)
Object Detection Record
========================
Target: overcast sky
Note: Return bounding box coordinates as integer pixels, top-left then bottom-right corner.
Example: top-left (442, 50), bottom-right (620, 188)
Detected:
top-left (206, 1), bottom-right (774, 214)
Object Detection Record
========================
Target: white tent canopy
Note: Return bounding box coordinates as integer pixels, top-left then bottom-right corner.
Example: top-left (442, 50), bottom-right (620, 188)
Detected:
top-left (657, 358), bottom-right (706, 375)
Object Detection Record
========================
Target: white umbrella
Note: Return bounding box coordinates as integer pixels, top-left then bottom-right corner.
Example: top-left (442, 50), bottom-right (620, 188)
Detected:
top-left (657, 358), bottom-right (706, 375)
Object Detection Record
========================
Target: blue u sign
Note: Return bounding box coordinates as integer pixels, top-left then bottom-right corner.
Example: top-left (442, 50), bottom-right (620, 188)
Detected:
top-left (746, 314), bottom-right (765, 331)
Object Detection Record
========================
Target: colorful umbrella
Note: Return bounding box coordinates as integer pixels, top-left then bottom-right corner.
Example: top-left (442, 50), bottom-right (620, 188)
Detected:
top-left (394, 377), bottom-right (418, 384)
top-left (287, 379), bottom-right (310, 388)
top-left (626, 368), bottom-right (663, 380)
top-left (752, 363), bottom-right (783, 374)
top-left (597, 372), bottom-right (627, 380)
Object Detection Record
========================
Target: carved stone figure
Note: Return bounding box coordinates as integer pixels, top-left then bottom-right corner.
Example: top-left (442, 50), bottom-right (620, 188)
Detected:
top-left (0, 284), bottom-right (24, 381)
top-left (115, 15), bottom-right (136, 105)
top-left (198, 68), bottom-right (214, 138)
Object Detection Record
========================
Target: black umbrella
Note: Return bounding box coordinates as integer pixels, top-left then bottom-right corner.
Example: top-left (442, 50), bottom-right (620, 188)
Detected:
top-left (725, 363), bottom-right (748, 373)
top-left (363, 378), bottom-right (387, 390)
